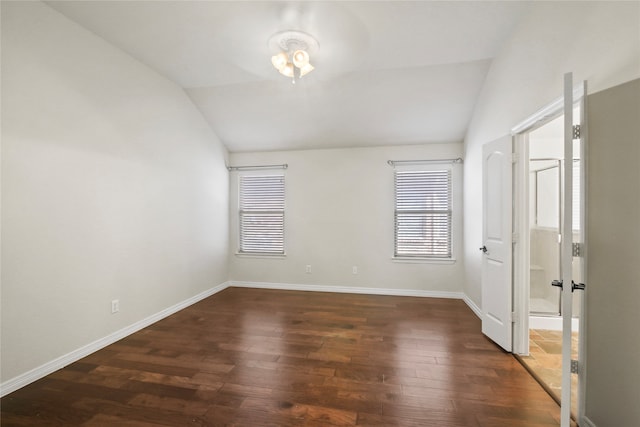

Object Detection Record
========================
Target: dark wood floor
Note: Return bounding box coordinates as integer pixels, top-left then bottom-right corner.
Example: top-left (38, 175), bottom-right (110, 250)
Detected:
top-left (1, 287), bottom-right (567, 426)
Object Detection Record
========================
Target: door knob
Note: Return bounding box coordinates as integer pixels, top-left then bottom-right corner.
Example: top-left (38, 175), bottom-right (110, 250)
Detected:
top-left (479, 245), bottom-right (488, 253)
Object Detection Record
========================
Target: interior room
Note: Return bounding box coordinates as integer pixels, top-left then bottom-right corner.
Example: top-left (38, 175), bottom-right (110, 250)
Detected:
top-left (2, 1), bottom-right (639, 426)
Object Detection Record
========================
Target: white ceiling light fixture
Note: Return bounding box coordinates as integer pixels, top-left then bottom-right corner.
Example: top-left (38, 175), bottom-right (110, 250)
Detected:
top-left (269, 30), bottom-right (319, 83)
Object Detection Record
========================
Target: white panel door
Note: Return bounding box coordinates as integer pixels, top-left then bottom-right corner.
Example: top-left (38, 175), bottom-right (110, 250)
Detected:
top-left (481, 135), bottom-right (513, 352)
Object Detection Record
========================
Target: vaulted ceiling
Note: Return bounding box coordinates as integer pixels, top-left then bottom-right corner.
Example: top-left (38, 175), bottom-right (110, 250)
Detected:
top-left (46, 1), bottom-right (530, 152)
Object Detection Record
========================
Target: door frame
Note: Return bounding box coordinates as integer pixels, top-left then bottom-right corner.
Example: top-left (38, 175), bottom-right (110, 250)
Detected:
top-left (511, 96), bottom-right (566, 356)
top-left (510, 81), bottom-right (588, 423)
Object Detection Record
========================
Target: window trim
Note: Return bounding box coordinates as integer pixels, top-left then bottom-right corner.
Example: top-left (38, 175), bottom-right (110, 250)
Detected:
top-left (393, 164), bottom-right (455, 261)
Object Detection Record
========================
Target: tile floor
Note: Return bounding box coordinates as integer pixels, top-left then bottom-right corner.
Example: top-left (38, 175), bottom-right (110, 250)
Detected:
top-left (519, 329), bottom-right (579, 418)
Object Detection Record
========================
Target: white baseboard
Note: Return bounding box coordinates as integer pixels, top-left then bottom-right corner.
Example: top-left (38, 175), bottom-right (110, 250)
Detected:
top-left (462, 294), bottom-right (482, 319)
top-left (581, 416), bottom-right (597, 427)
top-left (0, 281), bottom-right (231, 397)
top-left (229, 280), bottom-right (465, 300)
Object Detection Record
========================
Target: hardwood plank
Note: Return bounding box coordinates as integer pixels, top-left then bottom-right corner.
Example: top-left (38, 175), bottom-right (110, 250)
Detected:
top-left (1, 287), bottom-right (565, 426)
top-left (75, 398), bottom-right (206, 426)
top-left (240, 397), bottom-right (358, 426)
top-left (82, 414), bottom-right (168, 427)
top-left (357, 411), bottom-right (476, 427)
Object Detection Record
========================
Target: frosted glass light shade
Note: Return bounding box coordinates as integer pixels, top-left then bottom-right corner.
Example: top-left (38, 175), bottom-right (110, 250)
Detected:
top-left (271, 52), bottom-right (288, 71)
top-left (292, 50), bottom-right (309, 68)
top-left (279, 62), bottom-right (295, 78)
top-left (299, 63), bottom-right (314, 77)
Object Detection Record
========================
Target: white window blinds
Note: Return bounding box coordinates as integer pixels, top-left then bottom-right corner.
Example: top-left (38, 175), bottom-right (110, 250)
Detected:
top-left (239, 175), bottom-right (285, 255)
top-left (394, 169), bottom-right (452, 258)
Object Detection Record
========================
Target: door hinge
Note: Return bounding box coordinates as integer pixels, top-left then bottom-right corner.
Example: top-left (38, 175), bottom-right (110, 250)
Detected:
top-left (512, 233), bottom-right (519, 243)
top-left (572, 242), bottom-right (583, 257)
top-left (573, 125), bottom-right (581, 140)
top-left (571, 359), bottom-right (579, 374)
top-left (511, 153), bottom-right (518, 163)
top-left (510, 311), bottom-right (518, 323)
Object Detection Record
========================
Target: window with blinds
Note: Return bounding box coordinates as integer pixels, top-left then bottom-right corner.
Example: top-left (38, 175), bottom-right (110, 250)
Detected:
top-left (239, 175), bottom-right (285, 255)
top-left (394, 169), bottom-right (452, 259)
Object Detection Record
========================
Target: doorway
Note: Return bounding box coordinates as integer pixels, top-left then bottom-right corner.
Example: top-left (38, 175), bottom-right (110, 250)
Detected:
top-left (516, 113), bottom-right (582, 418)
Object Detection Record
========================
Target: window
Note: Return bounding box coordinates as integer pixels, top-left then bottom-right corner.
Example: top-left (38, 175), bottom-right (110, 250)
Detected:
top-left (394, 169), bottom-right (452, 259)
top-left (239, 175), bottom-right (285, 255)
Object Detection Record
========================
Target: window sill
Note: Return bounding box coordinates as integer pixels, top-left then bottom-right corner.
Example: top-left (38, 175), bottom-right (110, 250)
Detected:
top-left (235, 252), bottom-right (287, 259)
top-left (391, 257), bottom-right (456, 265)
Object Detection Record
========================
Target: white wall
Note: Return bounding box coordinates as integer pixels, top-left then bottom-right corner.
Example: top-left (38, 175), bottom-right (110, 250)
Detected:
top-left (463, 1), bottom-right (640, 307)
top-left (585, 79), bottom-right (640, 427)
top-left (1, 2), bottom-right (229, 384)
top-left (228, 144), bottom-right (464, 295)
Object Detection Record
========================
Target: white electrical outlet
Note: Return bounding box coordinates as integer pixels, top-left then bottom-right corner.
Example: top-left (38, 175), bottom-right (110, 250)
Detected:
top-left (352, 266), bottom-right (358, 274)
top-left (111, 299), bottom-right (119, 314)
top-left (305, 265), bottom-right (312, 274)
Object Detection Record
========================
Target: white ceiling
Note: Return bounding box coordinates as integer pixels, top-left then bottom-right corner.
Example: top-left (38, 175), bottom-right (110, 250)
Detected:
top-left (46, 1), bottom-right (530, 152)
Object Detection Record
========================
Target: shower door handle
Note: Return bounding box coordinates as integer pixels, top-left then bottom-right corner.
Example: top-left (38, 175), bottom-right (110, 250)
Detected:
top-left (551, 279), bottom-right (563, 289)
top-left (552, 280), bottom-right (585, 292)
top-left (571, 282), bottom-right (585, 292)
